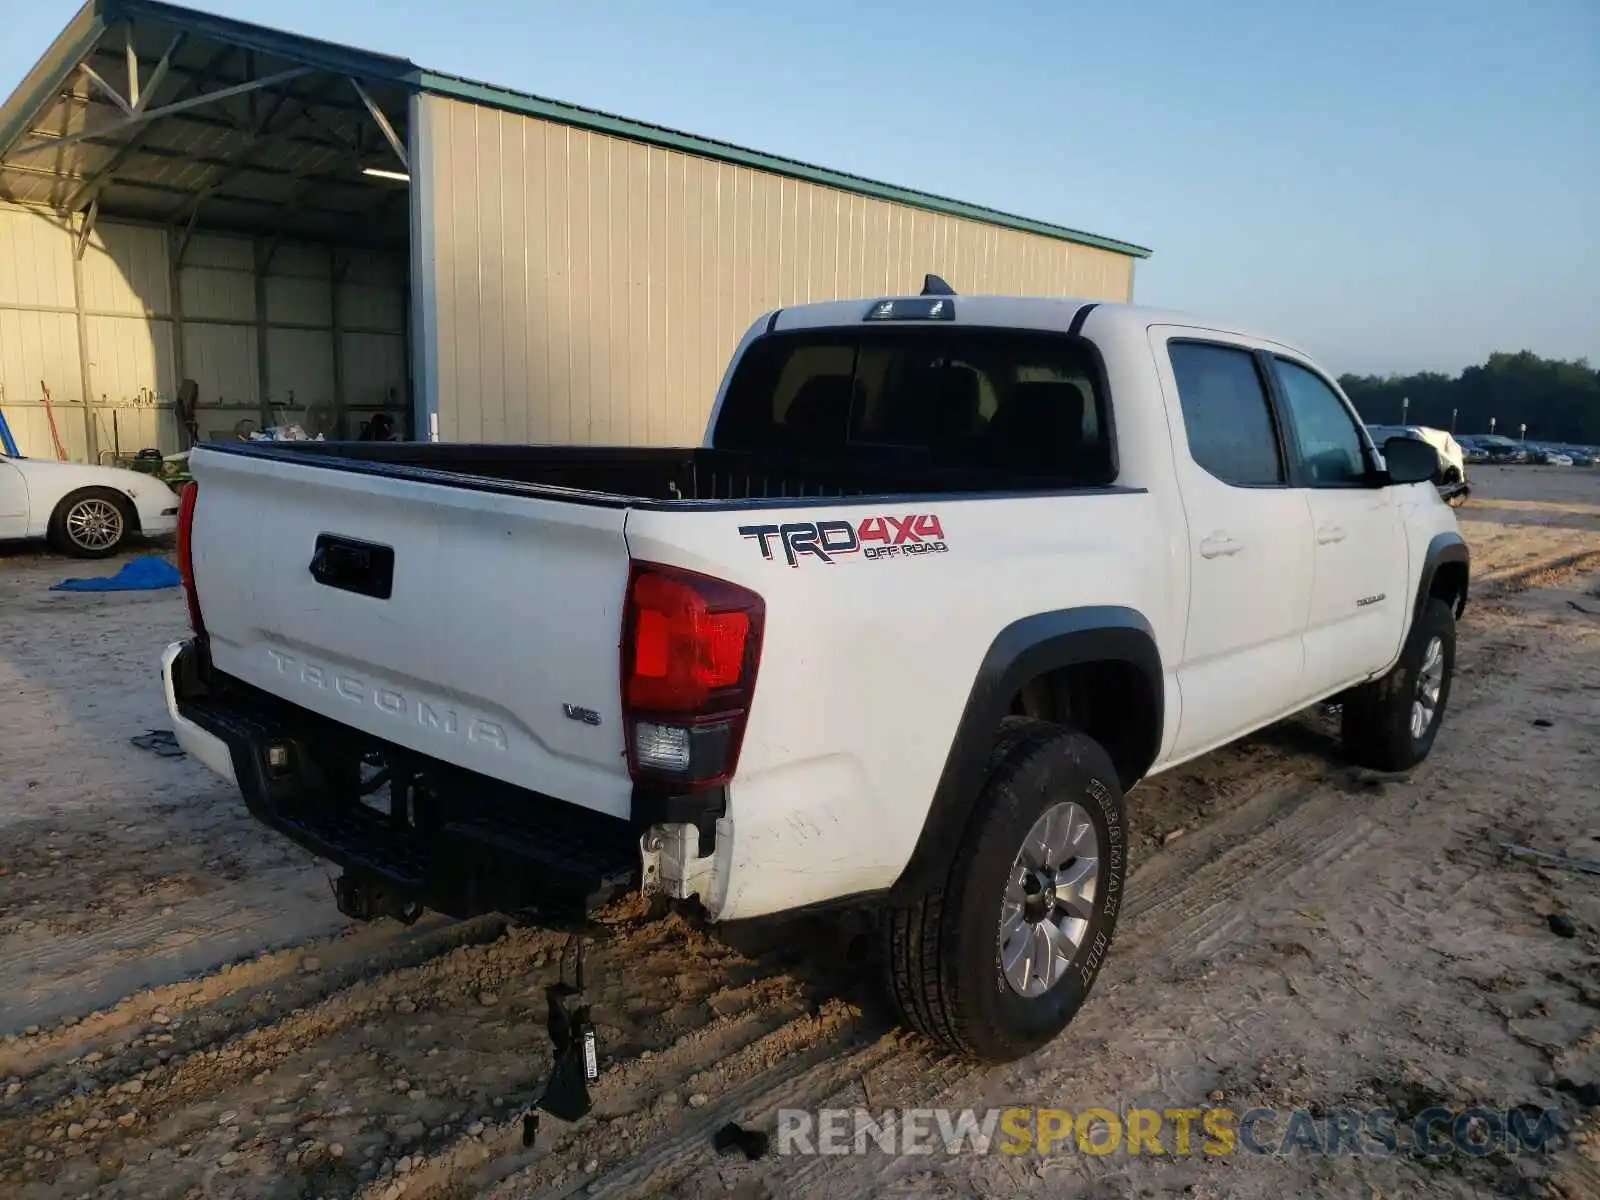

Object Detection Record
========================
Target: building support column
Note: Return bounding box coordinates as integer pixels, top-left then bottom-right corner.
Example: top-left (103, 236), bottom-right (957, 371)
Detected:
top-left (69, 213), bottom-right (99, 463)
top-left (330, 246), bottom-right (348, 437)
top-left (254, 238), bottom-right (272, 430)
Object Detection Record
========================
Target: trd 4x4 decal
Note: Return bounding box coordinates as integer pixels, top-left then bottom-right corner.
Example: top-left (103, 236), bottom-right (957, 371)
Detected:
top-left (739, 514), bottom-right (948, 567)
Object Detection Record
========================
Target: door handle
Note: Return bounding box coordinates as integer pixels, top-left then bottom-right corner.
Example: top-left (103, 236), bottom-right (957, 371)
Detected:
top-left (1199, 533), bottom-right (1243, 559)
top-left (1316, 525), bottom-right (1347, 545)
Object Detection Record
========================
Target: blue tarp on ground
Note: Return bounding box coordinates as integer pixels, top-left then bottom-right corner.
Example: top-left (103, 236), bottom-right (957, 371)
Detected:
top-left (51, 555), bottom-right (180, 592)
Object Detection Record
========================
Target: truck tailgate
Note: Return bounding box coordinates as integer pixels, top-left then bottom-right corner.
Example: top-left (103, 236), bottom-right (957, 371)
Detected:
top-left (187, 449), bottom-right (634, 819)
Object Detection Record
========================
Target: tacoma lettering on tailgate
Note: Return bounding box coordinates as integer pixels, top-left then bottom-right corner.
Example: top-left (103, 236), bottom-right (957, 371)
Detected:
top-left (264, 647), bottom-right (508, 750)
top-left (739, 514), bottom-right (948, 567)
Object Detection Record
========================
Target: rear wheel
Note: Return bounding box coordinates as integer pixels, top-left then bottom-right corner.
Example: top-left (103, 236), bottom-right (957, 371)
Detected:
top-left (48, 487), bottom-right (134, 558)
top-left (882, 718), bottom-right (1127, 1062)
top-left (1341, 598), bottom-right (1456, 770)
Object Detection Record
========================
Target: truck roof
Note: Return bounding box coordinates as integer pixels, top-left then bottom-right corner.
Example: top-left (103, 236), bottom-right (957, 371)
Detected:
top-left (767, 294), bottom-right (1314, 361)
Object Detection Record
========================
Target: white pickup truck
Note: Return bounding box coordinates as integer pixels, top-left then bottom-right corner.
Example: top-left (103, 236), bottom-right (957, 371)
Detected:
top-left (162, 290), bottom-right (1468, 1063)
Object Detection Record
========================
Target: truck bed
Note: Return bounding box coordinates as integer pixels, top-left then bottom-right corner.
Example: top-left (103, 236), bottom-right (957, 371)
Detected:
top-left (199, 441), bottom-right (1096, 508)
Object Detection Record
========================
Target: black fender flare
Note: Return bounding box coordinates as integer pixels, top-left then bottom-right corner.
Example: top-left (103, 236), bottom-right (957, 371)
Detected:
top-left (1414, 531), bottom-right (1469, 625)
top-left (888, 606), bottom-right (1163, 901)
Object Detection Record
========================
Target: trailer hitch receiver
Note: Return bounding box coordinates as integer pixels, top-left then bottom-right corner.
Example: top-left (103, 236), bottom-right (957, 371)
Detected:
top-left (332, 873), bottom-right (423, 925)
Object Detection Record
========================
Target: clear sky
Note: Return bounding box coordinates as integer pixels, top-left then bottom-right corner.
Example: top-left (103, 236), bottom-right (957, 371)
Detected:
top-left (4, 0), bottom-right (1596, 377)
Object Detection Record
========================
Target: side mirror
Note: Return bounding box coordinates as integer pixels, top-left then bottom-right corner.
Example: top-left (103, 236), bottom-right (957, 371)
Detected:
top-left (1382, 435), bottom-right (1438, 486)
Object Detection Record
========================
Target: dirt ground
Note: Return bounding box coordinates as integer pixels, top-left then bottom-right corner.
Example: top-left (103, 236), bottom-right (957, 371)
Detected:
top-left (2, 466), bottom-right (1598, 1199)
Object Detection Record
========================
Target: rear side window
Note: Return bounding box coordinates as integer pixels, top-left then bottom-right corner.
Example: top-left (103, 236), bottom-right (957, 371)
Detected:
top-left (713, 327), bottom-right (1114, 482)
top-left (1167, 342), bottom-right (1284, 486)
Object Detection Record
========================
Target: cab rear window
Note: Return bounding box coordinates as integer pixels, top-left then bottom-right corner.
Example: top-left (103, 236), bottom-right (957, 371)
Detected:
top-left (712, 327), bottom-right (1115, 482)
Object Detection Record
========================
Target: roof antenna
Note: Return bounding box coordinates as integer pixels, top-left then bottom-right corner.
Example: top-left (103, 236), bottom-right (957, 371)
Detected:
top-left (921, 273), bottom-right (956, 297)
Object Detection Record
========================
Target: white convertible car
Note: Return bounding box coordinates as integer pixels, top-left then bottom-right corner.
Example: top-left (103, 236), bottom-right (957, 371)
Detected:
top-left (0, 452), bottom-right (181, 557)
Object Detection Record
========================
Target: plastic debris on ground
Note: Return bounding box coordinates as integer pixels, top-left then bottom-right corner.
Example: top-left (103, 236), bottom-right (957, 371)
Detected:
top-left (51, 556), bottom-right (181, 592)
top-left (130, 730), bottom-right (186, 759)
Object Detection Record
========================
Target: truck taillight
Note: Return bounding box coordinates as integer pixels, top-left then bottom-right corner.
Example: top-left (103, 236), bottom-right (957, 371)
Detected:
top-left (175, 481), bottom-right (204, 636)
top-left (621, 561), bottom-right (764, 790)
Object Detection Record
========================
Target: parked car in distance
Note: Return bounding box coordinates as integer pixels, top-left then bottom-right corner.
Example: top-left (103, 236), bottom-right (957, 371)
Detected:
top-left (1521, 443), bottom-right (1573, 466)
top-left (1476, 435), bottom-right (1527, 464)
top-left (163, 291), bottom-right (1468, 1064)
top-left (0, 451), bottom-right (181, 556)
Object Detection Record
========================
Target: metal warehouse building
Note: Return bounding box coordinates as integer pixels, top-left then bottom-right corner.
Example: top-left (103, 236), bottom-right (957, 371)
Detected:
top-left (0, 0), bottom-right (1151, 462)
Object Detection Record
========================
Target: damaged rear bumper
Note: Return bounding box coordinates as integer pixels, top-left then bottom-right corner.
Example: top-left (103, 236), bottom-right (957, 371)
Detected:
top-left (161, 639), bottom-right (681, 922)
top-left (161, 641), bottom-right (239, 785)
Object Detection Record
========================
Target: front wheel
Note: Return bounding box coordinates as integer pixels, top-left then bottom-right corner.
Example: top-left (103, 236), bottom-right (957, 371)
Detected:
top-left (48, 487), bottom-right (134, 558)
top-left (882, 718), bottom-right (1128, 1062)
top-left (1340, 598), bottom-right (1457, 770)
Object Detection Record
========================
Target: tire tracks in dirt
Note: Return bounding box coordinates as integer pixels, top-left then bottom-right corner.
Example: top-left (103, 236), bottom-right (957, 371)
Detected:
top-left (1476, 547), bottom-right (1600, 595)
top-left (773, 580), bottom-right (1600, 1200)
top-left (480, 767), bottom-right (1358, 1198)
top-left (0, 904), bottom-right (866, 1196)
top-left (0, 915), bottom-right (510, 1098)
top-left (2, 550), bottom-right (1594, 1198)
top-left (561, 584), bottom-right (1573, 1199)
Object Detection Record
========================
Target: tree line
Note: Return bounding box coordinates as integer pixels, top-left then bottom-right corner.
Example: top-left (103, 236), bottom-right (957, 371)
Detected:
top-left (1339, 351), bottom-right (1600, 444)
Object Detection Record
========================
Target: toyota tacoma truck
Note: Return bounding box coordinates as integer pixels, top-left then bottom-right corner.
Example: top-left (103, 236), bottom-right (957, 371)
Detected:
top-left (161, 288), bottom-right (1468, 1063)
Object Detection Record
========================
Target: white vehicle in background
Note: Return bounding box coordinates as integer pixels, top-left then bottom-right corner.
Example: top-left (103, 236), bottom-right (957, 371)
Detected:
top-left (0, 451), bottom-right (182, 557)
top-left (1367, 423), bottom-right (1468, 506)
top-left (1412, 426), bottom-right (1466, 485)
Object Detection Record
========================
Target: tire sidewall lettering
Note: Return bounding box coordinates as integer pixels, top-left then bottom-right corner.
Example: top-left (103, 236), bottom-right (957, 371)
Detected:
top-left (987, 767), bottom-right (1127, 1001)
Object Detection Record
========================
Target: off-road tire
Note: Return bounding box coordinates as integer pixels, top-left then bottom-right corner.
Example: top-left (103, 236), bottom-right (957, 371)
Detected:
top-left (882, 717), bottom-right (1128, 1062)
top-left (1340, 598), bottom-right (1456, 770)
top-left (48, 487), bottom-right (135, 558)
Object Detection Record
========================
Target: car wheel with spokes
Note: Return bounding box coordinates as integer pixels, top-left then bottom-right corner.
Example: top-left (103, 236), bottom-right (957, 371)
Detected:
top-left (999, 800), bottom-right (1101, 998)
top-left (1341, 597), bottom-right (1457, 771)
top-left (883, 717), bottom-right (1128, 1062)
top-left (48, 487), bottom-right (135, 558)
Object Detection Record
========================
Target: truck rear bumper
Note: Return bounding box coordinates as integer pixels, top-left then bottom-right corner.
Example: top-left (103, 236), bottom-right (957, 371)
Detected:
top-left (162, 641), bottom-right (238, 784)
top-left (161, 639), bottom-right (639, 923)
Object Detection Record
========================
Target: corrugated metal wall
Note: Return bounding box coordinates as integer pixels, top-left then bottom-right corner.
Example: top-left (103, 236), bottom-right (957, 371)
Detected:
top-left (0, 202), bottom-right (408, 461)
top-left (419, 94), bottom-right (1137, 445)
top-left (0, 205), bottom-right (92, 460)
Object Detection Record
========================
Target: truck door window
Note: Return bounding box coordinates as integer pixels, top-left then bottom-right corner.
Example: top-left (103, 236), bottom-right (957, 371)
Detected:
top-left (1271, 358), bottom-right (1370, 486)
top-left (714, 328), bottom-right (1114, 483)
top-left (1167, 342), bottom-right (1285, 486)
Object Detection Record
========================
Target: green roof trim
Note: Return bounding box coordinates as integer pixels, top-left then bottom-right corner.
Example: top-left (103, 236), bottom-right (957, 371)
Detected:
top-left (416, 71), bottom-right (1153, 260)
